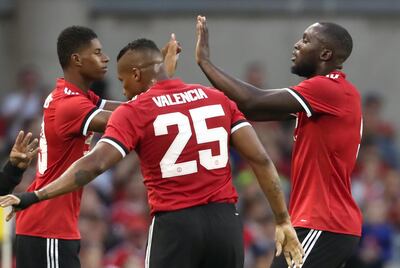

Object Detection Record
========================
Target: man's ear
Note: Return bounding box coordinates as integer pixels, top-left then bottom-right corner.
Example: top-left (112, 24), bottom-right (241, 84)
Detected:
top-left (132, 68), bottom-right (141, 82)
top-left (71, 53), bottom-right (83, 67)
top-left (320, 48), bottom-right (333, 61)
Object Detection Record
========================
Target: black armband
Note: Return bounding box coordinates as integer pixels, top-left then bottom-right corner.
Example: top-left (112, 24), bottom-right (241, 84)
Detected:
top-left (14, 192), bottom-right (40, 210)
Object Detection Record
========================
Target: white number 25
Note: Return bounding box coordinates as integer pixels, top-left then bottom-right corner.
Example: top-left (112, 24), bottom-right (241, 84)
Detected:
top-left (153, 104), bottom-right (228, 178)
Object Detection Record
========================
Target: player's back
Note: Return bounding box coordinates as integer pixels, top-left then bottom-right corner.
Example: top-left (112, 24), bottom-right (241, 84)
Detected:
top-left (109, 79), bottom-right (247, 214)
top-left (16, 78), bottom-right (101, 239)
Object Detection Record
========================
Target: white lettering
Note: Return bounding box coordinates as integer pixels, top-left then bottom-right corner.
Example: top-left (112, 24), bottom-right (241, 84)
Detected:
top-left (152, 88), bottom-right (209, 107)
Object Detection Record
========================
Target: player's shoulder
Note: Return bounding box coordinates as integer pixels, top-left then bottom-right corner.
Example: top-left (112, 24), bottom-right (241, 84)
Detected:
top-left (52, 86), bottom-right (89, 103)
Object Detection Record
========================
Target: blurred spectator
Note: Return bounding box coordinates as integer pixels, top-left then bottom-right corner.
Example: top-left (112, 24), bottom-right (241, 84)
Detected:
top-left (362, 92), bottom-right (399, 169)
top-left (0, 66), bottom-right (46, 155)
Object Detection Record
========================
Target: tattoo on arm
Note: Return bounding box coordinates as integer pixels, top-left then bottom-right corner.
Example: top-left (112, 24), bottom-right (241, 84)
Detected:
top-left (74, 170), bottom-right (93, 187)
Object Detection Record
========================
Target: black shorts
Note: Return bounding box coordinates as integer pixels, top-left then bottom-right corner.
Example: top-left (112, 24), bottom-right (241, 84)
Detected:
top-left (271, 228), bottom-right (360, 268)
top-left (145, 202), bottom-right (244, 268)
top-left (16, 235), bottom-right (81, 268)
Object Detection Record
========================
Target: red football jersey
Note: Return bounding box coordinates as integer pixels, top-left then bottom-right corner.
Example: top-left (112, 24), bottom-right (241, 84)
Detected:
top-left (285, 71), bottom-right (362, 236)
top-left (16, 78), bottom-right (105, 239)
top-left (100, 79), bottom-right (249, 214)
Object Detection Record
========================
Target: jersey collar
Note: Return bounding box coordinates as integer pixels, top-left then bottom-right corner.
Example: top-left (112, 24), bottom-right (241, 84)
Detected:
top-left (327, 70), bottom-right (346, 79)
top-left (56, 78), bottom-right (90, 96)
top-left (150, 78), bottom-right (186, 91)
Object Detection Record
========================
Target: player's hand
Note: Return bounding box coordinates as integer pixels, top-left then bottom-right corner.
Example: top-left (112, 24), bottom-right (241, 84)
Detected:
top-left (196, 15), bottom-right (210, 65)
top-left (0, 192), bottom-right (40, 221)
top-left (9, 130), bottom-right (39, 170)
top-left (275, 221), bottom-right (304, 268)
top-left (0, 194), bottom-right (21, 221)
top-left (162, 33), bottom-right (182, 77)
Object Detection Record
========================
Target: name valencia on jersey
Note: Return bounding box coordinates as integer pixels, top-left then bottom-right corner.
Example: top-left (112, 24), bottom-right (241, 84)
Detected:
top-left (152, 88), bottom-right (208, 107)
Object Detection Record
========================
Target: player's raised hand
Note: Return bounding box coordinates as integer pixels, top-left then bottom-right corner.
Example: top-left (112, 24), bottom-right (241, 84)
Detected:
top-left (275, 221), bottom-right (304, 268)
top-left (162, 33), bottom-right (182, 77)
top-left (196, 15), bottom-right (210, 65)
top-left (9, 130), bottom-right (39, 170)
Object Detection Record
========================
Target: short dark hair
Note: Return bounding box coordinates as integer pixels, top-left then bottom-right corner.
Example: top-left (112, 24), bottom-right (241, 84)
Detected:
top-left (117, 38), bottom-right (160, 62)
top-left (57, 26), bottom-right (98, 69)
top-left (318, 22), bottom-right (353, 62)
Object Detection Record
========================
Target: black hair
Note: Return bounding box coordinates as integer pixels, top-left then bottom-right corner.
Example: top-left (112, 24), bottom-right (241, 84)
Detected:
top-left (57, 26), bottom-right (98, 69)
top-left (319, 22), bottom-right (353, 62)
top-left (117, 38), bottom-right (160, 62)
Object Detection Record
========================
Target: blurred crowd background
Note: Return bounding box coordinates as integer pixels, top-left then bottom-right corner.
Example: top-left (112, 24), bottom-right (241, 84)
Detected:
top-left (0, 0), bottom-right (399, 268)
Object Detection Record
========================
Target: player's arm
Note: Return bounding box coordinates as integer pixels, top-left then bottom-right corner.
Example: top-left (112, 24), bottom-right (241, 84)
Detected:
top-left (0, 142), bottom-right (122, 216)
top-left (101, 100), bottom-right (122, 111)
top-left (231, 125), bottom-right (304, 267)
top-left (161, 33), bottom-right (182, 77)
top-left (196, 16), bottom-right (303, 121)
top-left (0, 131), bottom-right (38, 195)
top-left (86, 110), bottom-right (112, 133)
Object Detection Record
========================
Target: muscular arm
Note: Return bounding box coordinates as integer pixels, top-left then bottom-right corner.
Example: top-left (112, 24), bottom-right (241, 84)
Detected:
top-left (36, 142), bottom-right (122, 201)
top-left (196, 16), bottom-right (303, 121)
top-left (231, 125), bottom-right (290, 223)
top-left (199, 61), bottom-right (302, 120)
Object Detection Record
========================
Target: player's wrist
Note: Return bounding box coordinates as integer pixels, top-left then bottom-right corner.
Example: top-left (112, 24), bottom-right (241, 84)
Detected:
top-left (197, 57), bottom-right (211, 67)
top-left (274, 211), bottom-right (291, 225)
top-left (13, 192), bottom-right (40, 210)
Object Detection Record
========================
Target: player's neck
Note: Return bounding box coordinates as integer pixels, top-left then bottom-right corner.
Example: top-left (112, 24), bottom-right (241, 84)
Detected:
top-left (154, 69), bottom-right (169, 83)
top-left (63, 73), bottom-right (92, 93)
top-left (309, 65), bottom-right (339, 78)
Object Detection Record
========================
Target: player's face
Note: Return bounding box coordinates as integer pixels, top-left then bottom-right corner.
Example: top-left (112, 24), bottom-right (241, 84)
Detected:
top-left (117, 69), bottom-right (138, 100)
top-left (117, 51), bottom-right (163, 100)
top-left (79, 38), bottom-right (109, 81)
top-left (291, 24), bottom-right (323, 78)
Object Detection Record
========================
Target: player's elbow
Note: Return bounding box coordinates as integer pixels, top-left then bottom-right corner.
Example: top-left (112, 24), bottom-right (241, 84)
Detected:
top-left (247, 151), bottom-right (273, 167)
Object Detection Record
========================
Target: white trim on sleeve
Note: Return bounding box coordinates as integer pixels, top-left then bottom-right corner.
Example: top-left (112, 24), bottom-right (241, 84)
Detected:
top-left (82, 109), bottom-right (102, 136)
top-left (284, 88), bottom-right (312, 117)
top-left (98, 99), bottom-right (106, 110)
top-left (98, 138), bottom-right (127, 158)
top-left (231, 121), bottom-right (251, 134)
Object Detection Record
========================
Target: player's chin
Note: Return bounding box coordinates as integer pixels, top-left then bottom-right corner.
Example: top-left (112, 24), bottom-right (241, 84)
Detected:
top-left (93, 72), bottom-right (106, 80)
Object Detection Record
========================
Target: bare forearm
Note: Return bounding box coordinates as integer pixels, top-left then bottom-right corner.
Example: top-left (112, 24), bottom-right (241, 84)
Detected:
top-left (36, 157), bottom-right (102, 201)
top-left (199, 60), bottom-right (262, 110)
top-left (198, 60), bottom-right (303, 117)
top-left (249, 160), bottom-right (290, 224)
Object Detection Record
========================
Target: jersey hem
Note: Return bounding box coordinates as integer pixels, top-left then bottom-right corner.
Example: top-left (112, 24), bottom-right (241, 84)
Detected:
top-left (15, 231), bottom-right (81, 240)
top-left (292, 223), bottom-right (361, 237)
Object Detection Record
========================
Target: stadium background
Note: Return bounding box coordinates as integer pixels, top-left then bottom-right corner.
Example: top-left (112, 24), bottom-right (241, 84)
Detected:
top-left (0, 0), bottom-right (399, 267)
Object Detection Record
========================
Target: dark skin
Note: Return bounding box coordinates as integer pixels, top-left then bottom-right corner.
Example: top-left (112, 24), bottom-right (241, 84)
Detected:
top-left (64, 35), bottom-right (181, 132)
top-left (62, 38), bottom-right (113, 132)
top-left (0, 41), bottom-right (304, 267)
top-left (195, 16), bottom-right (344, 121)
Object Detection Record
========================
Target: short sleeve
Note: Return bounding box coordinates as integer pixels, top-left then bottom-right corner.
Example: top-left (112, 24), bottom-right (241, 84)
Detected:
top-left (227, 97), bottom-right (251, 134)
top-left (287, 76), bottom-right (343, 116)
top-left (55, 95), bottom-right (102, 137)
top-left (98, 104), bottom-right (140, 158)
